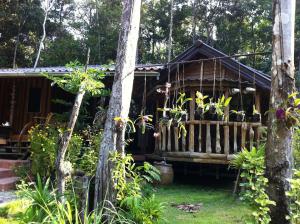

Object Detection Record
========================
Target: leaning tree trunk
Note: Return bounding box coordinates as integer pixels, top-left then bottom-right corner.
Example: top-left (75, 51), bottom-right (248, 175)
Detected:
top-left (266, 0), bottom-right (296, 223)
top-left (56, 49), bottom-right (90, 197)
top-left (94, 0), bottom-right (141, 208)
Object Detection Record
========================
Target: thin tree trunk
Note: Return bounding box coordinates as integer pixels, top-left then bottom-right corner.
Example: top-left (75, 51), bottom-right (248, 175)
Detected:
top-left (167, 0), bottom-right (173, 62)
top-left (265, 0), bottom-right (296, 223)
top-left (94, 0), bottom-right (141, 209)
top-left (192, 0), bottom-right (196, 43)
top-left (34, 0), bottom-right (54, 69)
top-left (56, 49), bottom-right (90, 197)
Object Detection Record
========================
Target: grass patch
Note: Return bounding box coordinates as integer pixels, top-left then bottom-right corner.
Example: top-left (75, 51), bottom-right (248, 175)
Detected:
top-left (156, 184), bottom-right (252, 224)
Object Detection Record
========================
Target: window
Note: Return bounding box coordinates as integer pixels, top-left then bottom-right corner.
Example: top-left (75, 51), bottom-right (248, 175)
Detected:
top-left (28, 88), bottom-right (41, 113)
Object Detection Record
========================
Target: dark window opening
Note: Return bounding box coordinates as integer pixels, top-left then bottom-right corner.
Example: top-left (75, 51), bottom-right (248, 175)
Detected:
top-left (28, 88), bottom-right (41, 113)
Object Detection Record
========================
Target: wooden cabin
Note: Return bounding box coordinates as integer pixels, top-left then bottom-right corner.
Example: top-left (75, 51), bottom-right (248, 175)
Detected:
top-left (0, 40), bottom-right (271, 165)
top-left (145, 41), bottom-right (271, 164)
top-left (0, 65), bottom-right (162, 158)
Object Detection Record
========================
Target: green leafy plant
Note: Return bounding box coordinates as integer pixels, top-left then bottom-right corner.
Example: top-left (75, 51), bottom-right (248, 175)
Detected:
top-left (230, 146), bottom-right (275, 224)
top-left (275, 92), bottom-right (300, 128)
top-left (109, 152), bottom-right (164, 224)
top-left (135, 114), bottom-right (154, 134)
top-left (286, 169), bottom-right (300, 223)
top-left (207, 95), bottom-right (232, 120)
top-left (230, 110), bottom-right (246, 122)
top-left (195, 91), bottom-right (208, 110)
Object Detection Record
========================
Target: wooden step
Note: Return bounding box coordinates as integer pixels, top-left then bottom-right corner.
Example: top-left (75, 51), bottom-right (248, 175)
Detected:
top-left (0, 177), bottom-right (19, 191)
top-left (0, 159), bottom-right (29, 169)
top-left (0, 168), bottom-right (14, 179)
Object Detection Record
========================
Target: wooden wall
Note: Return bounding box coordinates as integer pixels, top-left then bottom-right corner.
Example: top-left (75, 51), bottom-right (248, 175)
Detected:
top-left (0, 77), bottom-right (52, 134)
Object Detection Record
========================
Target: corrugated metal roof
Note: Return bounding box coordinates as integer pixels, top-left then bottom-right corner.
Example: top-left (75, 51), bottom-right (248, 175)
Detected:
top-left (0, 64), bottom-right (164, 77)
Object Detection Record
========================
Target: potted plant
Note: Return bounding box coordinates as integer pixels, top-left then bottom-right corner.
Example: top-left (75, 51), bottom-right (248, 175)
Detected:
top-left (170, 92), bottom-right (191, 123)
top-left (230, 110), bottom-right (246, 122)
top-left (205, 95), bottom-right (232, 121)
top-left (252, 105), bottom-right (261, 122)
top-left (195, 91), bottom-right (208, 120)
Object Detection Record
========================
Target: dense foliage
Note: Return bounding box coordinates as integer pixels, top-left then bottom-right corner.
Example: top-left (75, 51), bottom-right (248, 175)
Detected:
top-left (3, 0), bottom-right (300, 73)
top-left (230, 146), bottom-right (275, 224)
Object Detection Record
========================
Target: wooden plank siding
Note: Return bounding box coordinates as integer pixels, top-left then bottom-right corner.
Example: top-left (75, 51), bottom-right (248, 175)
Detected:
top-left (0, 77), bottom-right (52, 134)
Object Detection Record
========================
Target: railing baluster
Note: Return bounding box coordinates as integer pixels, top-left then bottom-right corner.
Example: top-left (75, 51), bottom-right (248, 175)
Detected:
top-left (174, 127), bottom-right (179, 152)
top-left (198, 123), bottom-right (202, 152)
top-left (182, 126), bottom-right (186, 151)
top-left (249, 125), bottom-right (254, 150)
top-left (224, 125), bottom-right (229, 155)
top-left (206, 123), bottom-right (212, 153)
top-left (241, 123), bottom-right (247, 149)
top-left (233, 122), bottom-right (238, 153)
top-left (167, 124), bottom-right (171, 151)
top-left (216, 123), bottom-right (221, 153)
top-left (162, 125), bottom-right (166, 151)
top-left (189, 124), bottom-right (194, 152)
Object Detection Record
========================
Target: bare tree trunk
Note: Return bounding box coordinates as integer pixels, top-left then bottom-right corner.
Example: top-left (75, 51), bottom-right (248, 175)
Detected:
top-left (94, 0), bottom-right (141, 209)
top-left (33, 0), bottom-right (54, 69)
top-left (56, 49), bottom-right (90, 197)
top-left (167, 0), bottom-right (173, 62)
top-left (191, 0), bottom-right (197, 43)
top-left (266, 0), bottom-right (296, 223)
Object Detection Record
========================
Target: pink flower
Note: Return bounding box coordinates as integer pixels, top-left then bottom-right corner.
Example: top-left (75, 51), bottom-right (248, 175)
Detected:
top-left (276, 108), bottom-right (286, 120)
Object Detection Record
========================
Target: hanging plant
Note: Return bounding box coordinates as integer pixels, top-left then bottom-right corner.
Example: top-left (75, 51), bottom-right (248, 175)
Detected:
top-left (135, 114), bottom-right (154, 134)
top-left (205, 95), bottom-right (232, 121)
top-left (252, 105), bottom-right (261, 122)
top-left (230, 110), bottom-right (246, 122)
top-left (274, 92), bottom-right (300, 128)
top-left (195, 91), bottom-right (209, 120)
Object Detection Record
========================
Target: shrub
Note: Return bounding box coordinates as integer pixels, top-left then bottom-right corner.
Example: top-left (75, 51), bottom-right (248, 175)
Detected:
top-left (293, 129), bottom-right (300, 168)
top-left (109, 151), bottom-right (163, 224)
top-left (286, 169), bottom-right (300, 223)
top-left (230, 146), bottom-right (275, 224)
top-left (18, 174), bottom-right (132, 224)
top-left (29, 124), bottom-right (101, 178)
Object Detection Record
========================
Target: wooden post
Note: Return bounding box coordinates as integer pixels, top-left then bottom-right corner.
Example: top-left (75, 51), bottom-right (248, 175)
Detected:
top-left (198, 123), bottom-right (202, 152)
top-left (174, 127), bottom-right (179, 152)
top-left (167, 124), bottom-right (171, 151)
top-left (224, 125), bottom-right (230, 155)
top-left (158, 124), bottom-right (162, 151)
top-left (215, 123), bottom-right (221, 153)
top-left (9, 81), bottom-right (16, 126)
top-left (249, 125), bottom-right (254, 150)
top-left (189, 90), bottom-right (195, 152)
top-left (233, 122), bottom-right (238, 153)
top-left (162, 125), bottom-right (167, 151)
top-left (255, 91), bottom-right (261, 113)
top-left (206, 123), bottom-right (211, 153)
top-left (241, 123), bottom-right (247, 149)
top-left (182, 126), bottom-right (186, 152)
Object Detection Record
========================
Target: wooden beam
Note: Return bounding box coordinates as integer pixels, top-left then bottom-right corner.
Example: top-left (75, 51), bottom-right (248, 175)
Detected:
top-left (216, 123), bottom-right (221, 153)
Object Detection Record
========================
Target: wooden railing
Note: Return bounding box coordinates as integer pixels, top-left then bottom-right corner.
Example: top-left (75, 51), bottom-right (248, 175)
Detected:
top-left (155, 120), bottom-right (263, 161)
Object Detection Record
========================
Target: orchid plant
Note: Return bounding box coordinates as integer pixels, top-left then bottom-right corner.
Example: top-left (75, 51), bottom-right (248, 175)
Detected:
top-left (275, 92), bottom-right (300, 128)
top-left (206, 95), bottom-right (232, 120)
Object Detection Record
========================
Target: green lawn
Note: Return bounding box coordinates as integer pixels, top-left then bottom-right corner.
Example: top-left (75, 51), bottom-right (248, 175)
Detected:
top-left (156, 184), bottom-right (252, 224)
top-left (0, 184), bottom-right (252, 224)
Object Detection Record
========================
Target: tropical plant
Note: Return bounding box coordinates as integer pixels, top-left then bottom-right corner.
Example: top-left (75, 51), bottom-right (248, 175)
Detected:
top-left (230, 110), bottom-right (246, 122)
top-left (286, 169), bottom-right (300, 223)
top-left (18, 175), bottom-right (132, 224)
top-left (195, 91), bottom-right (208, 110)
top-left (135, 114), bottom-right (154, 134)
top-left (275, 92), bottom-right (300, 127)
top-left (29, 124), bottom-right (83, 178)
top-left (230, 146), bottom-right (275, 224)
top-left (109, 152), bottom-right (164, 224)
top-left (207, 95), bottom-right (232, 120)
